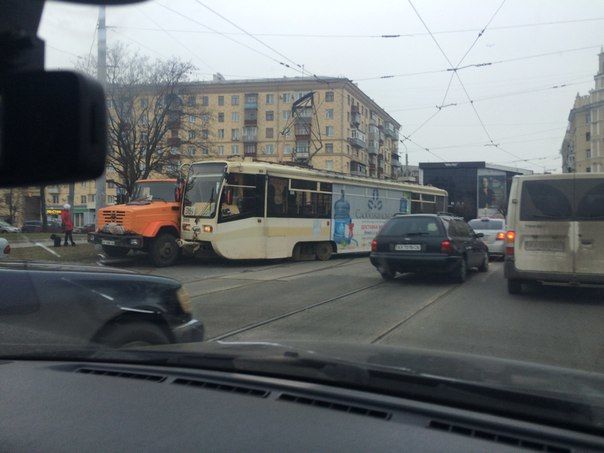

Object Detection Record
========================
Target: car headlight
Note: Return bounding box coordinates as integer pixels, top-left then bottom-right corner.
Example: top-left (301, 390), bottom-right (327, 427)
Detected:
top-left (176, 287), bottom-right (191, 314)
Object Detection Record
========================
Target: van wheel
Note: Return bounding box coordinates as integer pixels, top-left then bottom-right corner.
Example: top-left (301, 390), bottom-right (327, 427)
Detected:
top-left (149, 234), bottom-right (179, 267)
top-left (101, 245), bottom-right (130, 258)
top-left (478, 252), bottom-right (489, 272)
top-left (315, 242), bottom-right (333, 261)
top-left (452, 258), bottom-right (467, 283)
top-left (507, 279), bottom-right (522, 295)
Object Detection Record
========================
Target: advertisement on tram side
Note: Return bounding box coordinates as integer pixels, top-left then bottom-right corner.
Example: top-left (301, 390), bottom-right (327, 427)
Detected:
top-left (332, 184), bottom-right (411, 253)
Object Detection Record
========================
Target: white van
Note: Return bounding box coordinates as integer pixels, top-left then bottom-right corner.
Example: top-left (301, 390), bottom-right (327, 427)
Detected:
top-left (505, 173), bottom-right (604, 294)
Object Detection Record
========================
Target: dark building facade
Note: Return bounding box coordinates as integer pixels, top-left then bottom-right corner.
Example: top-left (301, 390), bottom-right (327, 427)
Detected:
top-left (419, 162), bottom-right (532, 220)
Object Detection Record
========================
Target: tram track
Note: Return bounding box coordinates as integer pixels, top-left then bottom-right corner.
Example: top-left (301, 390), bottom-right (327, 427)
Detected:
top-left (207, 280), bottom-right (385, 342)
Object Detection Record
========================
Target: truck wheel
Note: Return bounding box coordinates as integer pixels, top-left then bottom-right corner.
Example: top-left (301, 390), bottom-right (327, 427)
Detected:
top-left (315, 242), bottom-right (333, 261)
top-left (101, 245), bottom-right (130, 258)
top-left (507, 279), bottom-right (522, 295)
top-left (149, 233), bottom-right (179, 267)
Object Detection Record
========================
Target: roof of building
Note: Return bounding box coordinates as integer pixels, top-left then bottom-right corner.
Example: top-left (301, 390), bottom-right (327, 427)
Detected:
top-left (418, 161), bottom-right (532, 174)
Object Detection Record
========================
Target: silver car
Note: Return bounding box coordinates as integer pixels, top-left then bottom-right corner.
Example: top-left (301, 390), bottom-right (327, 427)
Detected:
top-left (468, 218), bottom-right (506, 259)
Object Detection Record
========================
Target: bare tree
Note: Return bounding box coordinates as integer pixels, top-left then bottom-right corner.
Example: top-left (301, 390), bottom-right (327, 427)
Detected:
top-left (2, 188), bottom-right (22, 224)
top-left (79, 43), bottom-right (211, 197)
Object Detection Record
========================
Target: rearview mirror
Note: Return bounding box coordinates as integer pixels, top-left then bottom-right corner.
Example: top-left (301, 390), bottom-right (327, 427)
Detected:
top-left (0, 71), bottom-right (107, 187)
top-left (475, 232), bottom-right (485, 238)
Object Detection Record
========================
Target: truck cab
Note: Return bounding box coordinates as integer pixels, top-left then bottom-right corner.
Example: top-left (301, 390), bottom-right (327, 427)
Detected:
top-left (88, 179), bottom-right (182, 267)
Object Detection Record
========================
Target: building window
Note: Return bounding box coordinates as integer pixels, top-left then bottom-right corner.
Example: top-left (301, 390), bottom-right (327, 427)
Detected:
top-left (188, 146), bottom-right (196, 156)
top-left (231, 144), bottom-right (239, 155)
top-left (187, 96), bottom-right (196, 107)
top-left (202, 96), bottom-right (209, 106)
top-left (586, 166), bottom-right (592, 173)
top-left (81, 195), bottom-right (87, 204)
top-left (284, 144), bottom-right (292, 154)
top-left (217, 145), bottom-right (225, 156)
top-left (326, 143), bottom-right (333, 153)
top-left (265, 144), bottom-right (275, 155)
top-left (189, 115), bottom-right (195, 124)
top-left (51, 194), bottom-right (59, 204)
top-left (107, 181), bottom-right (115, 188)
top-left (218, 129), bottom-right (225, 139)
top-left (326, 160), bottom-right (334, 171)
top-left (586, 112), bottom-right (591, 124)
top-left (231, 95), bottom-right (239, 106)
top-left (283, 127), bottom-right (291, 137)
top-left (325, 126), bottom-right (334, 137)
top-left (586, 132), bottom-right (591, 141)
top-left (140, 98), bottom-right (148, 108)
top-left (282, 93), bottom-right (291, 102)
top-left (107, 195), bottom-right (115, 204)
top-left (587, 149), bottom-right (592, 159)
top-left (325, 109), bottom-right (334, 119)
top-left (266, 127), bottom-right (274, 138)
top-left (202, 129), bottom-right (209, 140)
top-left (325, 91), bottom-right (334, 102)
top-left (188, 130), bottom-right (196, 140)
top-left (266, 93), bottom-right (274, 104)
top-left (347, 94), bottom-right (350, 105)
top-left (171, 146), bottom-right (180, 155)
top-left (347, 112), bottom-right (350, 122)
top-left (282, 110), bottom-right (291, 120)
top-left (218, 95), bottom-right (224, 106)
top-left (266, 110), bottom-right (274, 121)
top-left (201, 113), bottom-right (209, 123)
top-left (202, 147), bottom-right (209, 155)
top-left (218, 112), bottom-right (224, 122)
top-left (231, 128), bottom-right (240, 140)
top-left (232, 111), bottom-right (239, 122)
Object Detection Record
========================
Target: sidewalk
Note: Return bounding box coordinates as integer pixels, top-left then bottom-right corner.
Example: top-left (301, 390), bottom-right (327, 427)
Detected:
top-left (10, 239), bottom-right (89, 249)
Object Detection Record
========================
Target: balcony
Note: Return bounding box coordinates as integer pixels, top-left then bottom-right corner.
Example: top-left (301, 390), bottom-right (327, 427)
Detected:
top-left (295, 142), bottom-right (310, 160)
top-left (242, 133), bottom-right (257, 142)
top-left (384, 124), bottom-right (398, 139)
top-left (351, 105), bottom-right (361, 126)
top-left (294, 124), bottom-right (311, 138)
top-left (368, 139), bottom-right (379, 155)
top-left (244, 111), bottom-right (258, 126)
top-left (379, 131), bottom-right (385, 143)
top-left (167, 137), bottom-right (181, 147)
top-left (348, 130), bottom-right (367, 149)
top-left (350, 161), bottom-right (367, 177)
top-left (244, 94), bottom-right (258, 109)
top-left (244, 144), bottom-right (257, 157)
top-left (391, 154), bottom-right (402, 167)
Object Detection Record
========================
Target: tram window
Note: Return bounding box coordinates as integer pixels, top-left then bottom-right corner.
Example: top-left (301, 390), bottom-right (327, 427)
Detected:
top-left (411, 201), bottom-right (422, 213)
top-left (268, 177), bottom-right (331, 218)
top-left (422, 194), bottom-right (435, 202)
top-left (436, 196), bottom-right (446, 212)
top-left (268, 177), bottom-right (289, 217)
top-left (319, 182), bottom-right (332, 193)
top-left (291, 179), bottom-right (317, 191)
top-left (219, 174), bottom-right (265, 222)
top-left (412, 192), bottom-right (421, 200)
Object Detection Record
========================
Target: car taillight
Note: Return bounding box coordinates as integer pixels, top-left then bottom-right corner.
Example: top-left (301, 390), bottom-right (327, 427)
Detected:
top-left (505, 230), bottom-right (515, 256)
top-left (440, 239), bottom-right (452, 254)
top-left (3, 244), bottom-right (10, 254)
top-left (371, 239), bottom-right (378, 252)
top-left (496, 232), bottom-right (506, 240)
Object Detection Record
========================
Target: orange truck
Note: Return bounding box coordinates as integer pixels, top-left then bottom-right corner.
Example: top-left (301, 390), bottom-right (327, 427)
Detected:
top-left (88, 179), bottom-right (182, 267)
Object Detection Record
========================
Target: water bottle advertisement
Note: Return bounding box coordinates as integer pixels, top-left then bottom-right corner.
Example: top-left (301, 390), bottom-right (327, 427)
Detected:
top-left (332, 184), bottom-right (411, 252)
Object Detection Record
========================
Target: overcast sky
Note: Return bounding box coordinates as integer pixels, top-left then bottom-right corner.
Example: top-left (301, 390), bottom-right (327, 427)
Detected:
top-left (40, 0), bottom-right (604, 172)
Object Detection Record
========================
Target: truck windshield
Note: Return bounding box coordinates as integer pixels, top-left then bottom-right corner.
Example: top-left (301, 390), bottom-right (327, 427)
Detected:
top-left (131, 181), bottom-right (177, 202)
top-left (183, 163), bottom-right (226, 218)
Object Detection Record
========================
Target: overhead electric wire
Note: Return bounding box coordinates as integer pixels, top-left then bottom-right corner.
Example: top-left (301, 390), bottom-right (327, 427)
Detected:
top-left (114, 16), bottom-right (604, 39)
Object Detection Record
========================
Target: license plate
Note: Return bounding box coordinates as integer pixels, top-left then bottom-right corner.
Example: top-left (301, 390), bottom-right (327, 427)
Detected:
top-left (524, 240), bottom-right (564, 252)
top-left (395, 244), bottom-right (421, 251)
top-left (101, 239), bottom-right (116, 246)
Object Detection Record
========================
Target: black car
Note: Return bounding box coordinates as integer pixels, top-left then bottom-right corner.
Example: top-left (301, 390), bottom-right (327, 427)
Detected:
top-left (370, 214), bottom-right (489, 282)
top-left (0, 261), bottom-right (204, 348)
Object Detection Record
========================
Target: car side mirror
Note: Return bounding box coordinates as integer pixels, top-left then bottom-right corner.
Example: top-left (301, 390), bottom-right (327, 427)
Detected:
top-left (475, 232), bottom-right (484, 238)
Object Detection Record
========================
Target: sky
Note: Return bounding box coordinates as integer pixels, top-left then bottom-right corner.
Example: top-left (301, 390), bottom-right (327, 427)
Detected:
top-left (39, 0), bottom-right (604, 173)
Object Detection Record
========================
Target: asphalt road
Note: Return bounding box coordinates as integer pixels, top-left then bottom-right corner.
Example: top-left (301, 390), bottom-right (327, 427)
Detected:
top-left (134, 256), bottom-right (604, 374)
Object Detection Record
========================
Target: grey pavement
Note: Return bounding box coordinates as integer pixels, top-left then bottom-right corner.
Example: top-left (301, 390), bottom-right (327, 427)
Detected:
top-left (136, 257), bottom-right (604, 374)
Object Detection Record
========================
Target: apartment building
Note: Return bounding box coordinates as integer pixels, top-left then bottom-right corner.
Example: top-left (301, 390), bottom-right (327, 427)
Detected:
top-left (561, 49), bottom-right (604, 173)
top-left (175, 76), bottom-right (401, 179)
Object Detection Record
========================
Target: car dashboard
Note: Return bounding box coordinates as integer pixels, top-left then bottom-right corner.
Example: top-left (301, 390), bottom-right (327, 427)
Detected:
top-left (0, 360), bottom-right (602, 452)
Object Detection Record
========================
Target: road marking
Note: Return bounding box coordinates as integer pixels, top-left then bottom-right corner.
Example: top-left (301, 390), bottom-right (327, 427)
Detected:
top-left (370, 284), bottom-right (459, 344)
top-left (207, 281), bottom-right (384, 342)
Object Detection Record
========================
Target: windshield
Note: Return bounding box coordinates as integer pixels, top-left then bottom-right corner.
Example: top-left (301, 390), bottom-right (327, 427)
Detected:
top-left (183, 163), bottom-right (225, 218)
top-left (2, 0), bottom-right (604, 433)
top-left (131, 181), bottom-right (178, 202)
top-left (468, 219), bottom-right (504, 230)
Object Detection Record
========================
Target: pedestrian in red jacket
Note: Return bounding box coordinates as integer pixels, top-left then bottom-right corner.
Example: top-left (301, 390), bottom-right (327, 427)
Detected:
top-left (61, 204), bottom-right (76, 246)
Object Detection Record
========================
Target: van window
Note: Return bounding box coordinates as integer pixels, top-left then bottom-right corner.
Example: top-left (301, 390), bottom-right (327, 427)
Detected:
top-left (520, 179), bottom-right (572, 221)
top-left (575, 180), bottom-right (604, 219)
top-left (468, 219), bottom-right (504, 230)
top-left (380, 217), bottom-right (443, 237)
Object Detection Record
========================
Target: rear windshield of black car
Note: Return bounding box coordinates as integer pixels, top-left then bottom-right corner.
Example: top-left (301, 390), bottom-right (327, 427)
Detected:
top-left (379, 216), bottom-right (443, 237)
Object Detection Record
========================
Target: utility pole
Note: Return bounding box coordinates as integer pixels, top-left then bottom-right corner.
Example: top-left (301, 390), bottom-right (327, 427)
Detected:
top-left (94, 5), bottom-right (107, 216)
top-left (405, 149), bottom-right (409, 176)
